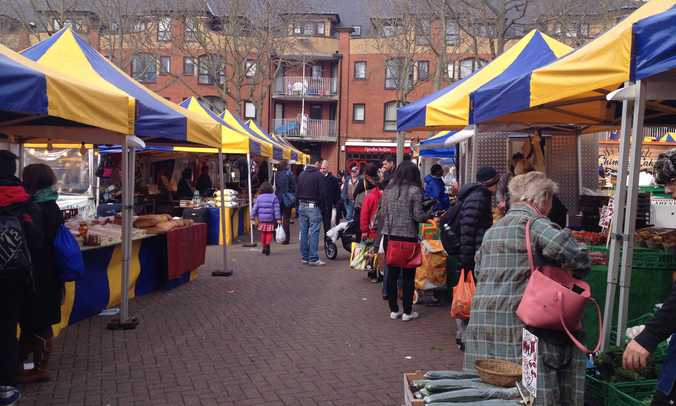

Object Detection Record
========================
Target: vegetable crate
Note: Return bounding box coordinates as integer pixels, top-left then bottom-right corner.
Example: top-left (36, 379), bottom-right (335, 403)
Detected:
top-left (585, 374), bottom-right (611, 405)
top-left (403, 372), bottom-right (425, 406)
top-left (608, 380), bottom-right (657, 406)
top-left (588, 246), bottom-right (676, 270)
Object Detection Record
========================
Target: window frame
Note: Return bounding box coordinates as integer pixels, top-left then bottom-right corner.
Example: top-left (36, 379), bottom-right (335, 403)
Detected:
top-left (183, 57), bottom-right (196, 76)
top-left (316, 22), bottom-right (325, 35)
top-left (245, 60), bottom-right (257, 78)
top-left (447, 62), bottom-right (455, 81)
top-left (417, 60), bottom-right (429, 82)
top-left (157, 16), bottom-right (171, 41)
top-left (383, 101), bottom-right (398, 132)
top-left (159, 55), bottom-right (171, 75)
top-left (354, 61), bottom-right (366, 80)
top-left (198, 54), bottom-right (225, 85)
top-left (385, 59), bottom-right (399, 90)
top-left (131, 53), bottom-right (157, 84)
top-left (185, 17), bottom-right (199, 42)
top-left (352, 103), bottom-right (365, 122)
top-left (351, 26), bottom-right (361, 36)
top-left (244, 101), bottom-right (257, 120)
top-left (445, 22), bottom-right (459, 45)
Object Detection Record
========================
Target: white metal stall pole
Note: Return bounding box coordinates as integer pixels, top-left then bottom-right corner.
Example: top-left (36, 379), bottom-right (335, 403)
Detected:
top-left (243, 152), bottom-right (257, 248)
top-left (615, 80), bottom-right (648, 345)
top-left (108, 136), bottom-right (142, 330)
top-left (601, 95), bottom-right (634, 351)
top-left (88, 148), bottom-right (96, 210)
top-left (212, 148), bottom-right (233, 277)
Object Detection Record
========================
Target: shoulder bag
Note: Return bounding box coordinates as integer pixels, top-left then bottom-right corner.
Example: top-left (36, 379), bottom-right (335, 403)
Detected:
top-left (515, 219), bottom-right (603, 354)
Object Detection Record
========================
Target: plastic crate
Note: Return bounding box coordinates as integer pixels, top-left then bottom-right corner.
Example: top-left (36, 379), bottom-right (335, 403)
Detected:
top-left (608, 380), bottom-right (657, 406)
top-left (585, 374), bottom-right (611, 405)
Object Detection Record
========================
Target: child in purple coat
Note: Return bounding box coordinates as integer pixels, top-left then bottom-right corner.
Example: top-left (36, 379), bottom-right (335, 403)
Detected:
top-left (251, 182), bottom-right (281, 255)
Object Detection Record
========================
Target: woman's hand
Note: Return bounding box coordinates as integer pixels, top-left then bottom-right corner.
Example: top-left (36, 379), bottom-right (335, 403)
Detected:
top-left (622, 340), bottom-right (651, 371)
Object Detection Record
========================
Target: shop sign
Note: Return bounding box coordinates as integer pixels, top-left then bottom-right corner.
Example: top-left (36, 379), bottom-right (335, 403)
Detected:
top-left (345, 146), bottom-right (412, 154)
top-left (522, 328), bottom-right (538, 397)
top-left (599, 141), bottom-right (675, 172)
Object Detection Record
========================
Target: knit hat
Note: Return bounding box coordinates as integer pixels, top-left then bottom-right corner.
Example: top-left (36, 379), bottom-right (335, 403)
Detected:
top-left (477, 166), bottom-right (499, 187)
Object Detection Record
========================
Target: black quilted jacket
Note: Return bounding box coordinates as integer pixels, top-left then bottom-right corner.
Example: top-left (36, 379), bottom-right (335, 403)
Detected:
top-left (456, 183), bottom-right (493, 268)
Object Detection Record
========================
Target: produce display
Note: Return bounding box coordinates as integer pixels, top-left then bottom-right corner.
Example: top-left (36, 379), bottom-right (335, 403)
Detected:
top-left (409, 369), bottom-right (521, 404)
top-left (571, 230), bottom-right (607, 245)
top-left (588, 251), bottom-right (609, 265)
top-left (635, 227), bottom-right (676, 251)
top-left (214, 189), bottom-right (242, 208)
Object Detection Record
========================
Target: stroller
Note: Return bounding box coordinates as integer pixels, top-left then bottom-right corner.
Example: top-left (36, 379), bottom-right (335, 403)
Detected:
top-left (325, 219), bottom-right (361, 260)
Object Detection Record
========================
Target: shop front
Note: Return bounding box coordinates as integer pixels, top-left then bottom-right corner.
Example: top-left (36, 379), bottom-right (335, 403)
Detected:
top-left (344, 141), bottom-right (413, 170)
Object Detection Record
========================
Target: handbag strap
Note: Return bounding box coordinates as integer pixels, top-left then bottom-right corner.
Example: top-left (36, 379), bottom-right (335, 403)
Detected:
top-left (557, 293), bottom-right (605, 354)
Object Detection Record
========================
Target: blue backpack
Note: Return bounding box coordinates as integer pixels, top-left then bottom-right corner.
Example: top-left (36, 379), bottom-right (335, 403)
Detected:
top-left (53, 224), bottom-right (84, 281)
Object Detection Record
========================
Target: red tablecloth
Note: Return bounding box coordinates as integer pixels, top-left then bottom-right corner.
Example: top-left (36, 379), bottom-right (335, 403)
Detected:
top-left (166, 223), bottom-right (207, 280)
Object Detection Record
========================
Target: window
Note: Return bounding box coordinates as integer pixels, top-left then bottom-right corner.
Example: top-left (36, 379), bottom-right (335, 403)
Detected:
top-left (417, 61), bottom-right (429, 81)
top-left (183, 57), bottom-right (196, 75)
top-left (293, 24), bottom-right (302, 34)
top-left (384, 101), bottom-right (397, 131)
top-left (316, 22), bottom-right (325, 35)
top-left (160, 56), bottom-right (171, 75)
top-left (201, 96), bottom-right (225, 114)
top-left (185, 17), bottom-right (198, 42)
top-left (293, 21), bottom-right (326, 36)
top-left (353, 104), bottom-right (365, 122)
top-left (351, 26), bottom-right (361, 36)
top-left (447, 62), bottom-right (455, 80)
top-left (158, 17), bottom-right (171, 41)
top-left (382, 21), bottom-right (400, 37)
top-left (385, 59), bottom-right (399, 89)
top-left (445, 23), bottom-right (459, 45)
top-left (131, 53), bottom-right (156, 83)
top-left (245, 60), bottom-right (256, 78)
top-left (354, 61), bottom-right (366, 79)
top-left (311, 65), bottom-right (322, 78)
top-left (198, 54), bottom-right (224, 84)
top-left (132, 19), bottom-right (148, 33)
top-left (416, 20), bottom-right (431, 45)
top-left (303, 22), bottom-right (315, 35)
top-left (458, 58), bottom-right (486, 79)
top-left (244, 102), bottom-right (256, 120)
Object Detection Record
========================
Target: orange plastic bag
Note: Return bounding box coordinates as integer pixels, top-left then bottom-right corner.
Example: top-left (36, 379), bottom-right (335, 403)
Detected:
top-left (450, 269), bottom-right (476, 319)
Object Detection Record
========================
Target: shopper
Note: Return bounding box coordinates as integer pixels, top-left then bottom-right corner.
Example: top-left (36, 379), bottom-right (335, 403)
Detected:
top-left (452, 166), bottom-right (499, 351)
top-left (464, 172), bottom-right (591, 405)
top-left (18, 164), bottom-right (64, 384)
top-left (176, 168), bottom-right (194, 200)
top-left (359, 164), bottom-right (383, 283)
top-left (274, 160), bottom-right (296, 245)
top-left (296, 162), bottom-right (324, 266)
top-left (195, 164), bottom-right (212, 197)
top-left (380, 161), bottom-right (430, 321)
top-left (622, 149), bottom-right (676, 405)
top-left (342, 165), bottom-right (360, 221)
top-left (251, 182), bottom-right (281, 256)
top-left (319, 160), bottom-right (340, 236)
top-left (381, 154), bottom-right (396, 188)
top-left (0, 151), bottom-right (39, 405)
top-left (424, 164), bottom-right (450, 212)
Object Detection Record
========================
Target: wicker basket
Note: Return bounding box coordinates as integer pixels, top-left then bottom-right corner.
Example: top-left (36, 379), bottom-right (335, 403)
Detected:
top-left (474, 359), bottom-right (522, 387)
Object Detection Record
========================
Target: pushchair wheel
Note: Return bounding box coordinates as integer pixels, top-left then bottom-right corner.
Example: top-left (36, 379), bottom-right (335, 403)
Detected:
top-left (325, 239), bottom-right (338, 260)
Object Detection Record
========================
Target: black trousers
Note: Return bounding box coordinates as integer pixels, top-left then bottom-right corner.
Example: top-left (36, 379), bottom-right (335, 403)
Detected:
top-left (321, 206), bottom-right (332, 236)
top-left (383, 235), bottom-right (417, 315)
top-left (0, 275), bottom-right (27, 386)
top-left (281, 207), bottom-right (292, 243)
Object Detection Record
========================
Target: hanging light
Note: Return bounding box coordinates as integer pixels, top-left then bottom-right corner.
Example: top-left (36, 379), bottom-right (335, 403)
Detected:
top-left (79, 142), bottom-right (87, 156)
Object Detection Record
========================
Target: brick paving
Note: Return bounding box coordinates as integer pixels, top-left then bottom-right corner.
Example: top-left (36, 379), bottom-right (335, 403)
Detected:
top-left (19, 232), bottom-right (462, 406)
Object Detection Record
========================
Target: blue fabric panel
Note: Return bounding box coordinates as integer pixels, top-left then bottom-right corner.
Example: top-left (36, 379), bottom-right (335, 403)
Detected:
top-left (420, 148), bottom-right (455, 158)
top-left (272, 146), bottom-right (283, 161)
top-left (238, 207), bottom-right (245, 235)
top-left (471, 32), bottom-right (558, 124)
top-left (0, 54), bottom-right (48, 115)
top-left (98, 146), bottom-right (173, 154)
top-left (631, 5), bottom-right (676, 81)
top-left (69, 33), bottom-right (188, 140)
top-left (69, 246), bottom-right (114, 323)
top-left (20, 28), bottom-right (68, 60)
top-left (396, 80), bottom-right (466, 131)
top-left (135, 235), bottom-right (167, 296)
top-left (420, 131), bottom-right (454, 146)
top-left (207, 207), bottom-right (221, 245)
top-left (165, 271), bottom-right (190, 289)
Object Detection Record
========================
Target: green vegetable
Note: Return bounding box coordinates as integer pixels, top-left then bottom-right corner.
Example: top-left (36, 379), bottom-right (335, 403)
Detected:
top-left (424, 371), bottom-right (480, 380)
top-left (412, 379), bottom-right (433, 389)
top-left (423, 378), bottom-right (485, 394)
top-left (423, 387), bottom-right (519, 403)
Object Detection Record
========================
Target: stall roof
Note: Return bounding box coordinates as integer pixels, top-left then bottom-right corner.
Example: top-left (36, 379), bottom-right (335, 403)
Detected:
top-left (397, 30), bottom-right (572, 132)
top-left (0, 43), bottom-right (134, 142)
top-left (179, 97), bottom-right (272, 158)
top-left (247, 120), bottom-right (305, 163)
top-left (219, 109), bottom-right (285, 161)
top-left (468, 0), bottom-right (676, 131)
top-left (245, 120), bottom-right (290, 161)
top-left (420, 129), bottom-right (474, 149)
top-left (21, 26), bottom-right (221, 148)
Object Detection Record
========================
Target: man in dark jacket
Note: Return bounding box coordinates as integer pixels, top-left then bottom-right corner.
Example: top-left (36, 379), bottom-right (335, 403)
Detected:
top-left (0, 150), bottom-right (40, 405)
top-left (381, 154), bottom-right (396, 189)
top-left (296, 162), bottom-right (324, 266)
top-left (319, 160), bottom-right (340, 236)
top-left (452, 166), bottom-right (498, 351)
top-left (274, 160), bottom-right (296, 244)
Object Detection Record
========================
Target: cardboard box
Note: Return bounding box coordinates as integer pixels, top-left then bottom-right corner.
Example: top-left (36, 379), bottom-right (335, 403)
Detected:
top-left (403, 372), bottom-right (425, 406)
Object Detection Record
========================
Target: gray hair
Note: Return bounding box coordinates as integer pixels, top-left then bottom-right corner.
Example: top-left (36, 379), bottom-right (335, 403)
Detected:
top-left (508, 171), bottom-right (559, 210)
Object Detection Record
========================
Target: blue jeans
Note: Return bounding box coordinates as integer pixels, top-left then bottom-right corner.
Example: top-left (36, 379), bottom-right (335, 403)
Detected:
top-left (345, 200), bottom-right (355, 222)
top-left (298, 203), bottom-right (321, 263)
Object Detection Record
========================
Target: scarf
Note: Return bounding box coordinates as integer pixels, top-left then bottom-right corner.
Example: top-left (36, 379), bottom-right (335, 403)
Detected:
top-left (32, 187), bottom-right (58, 203)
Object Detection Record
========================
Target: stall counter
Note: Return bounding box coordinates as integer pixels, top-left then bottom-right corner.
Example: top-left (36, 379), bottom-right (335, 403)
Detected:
top-left (206, 204), bottom-right (250, 245)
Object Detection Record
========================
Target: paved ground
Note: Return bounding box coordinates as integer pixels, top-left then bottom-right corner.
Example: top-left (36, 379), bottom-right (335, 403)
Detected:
top-left (20, 231), bottom-right (462, 406)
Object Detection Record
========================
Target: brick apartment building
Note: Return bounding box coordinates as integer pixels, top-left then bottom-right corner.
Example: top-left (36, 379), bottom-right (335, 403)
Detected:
top-left (1, 0), bottom-right (638, 173)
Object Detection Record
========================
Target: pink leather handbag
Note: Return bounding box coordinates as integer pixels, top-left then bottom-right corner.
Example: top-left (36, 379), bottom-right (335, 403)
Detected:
top-left (515, 219), bottom-right (604, 354)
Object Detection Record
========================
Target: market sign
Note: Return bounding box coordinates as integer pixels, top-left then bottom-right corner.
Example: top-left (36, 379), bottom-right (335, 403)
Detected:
top-left (345, 146), bottom-right (413, 154)
top-left (599, 141), bottom-right (676, 172)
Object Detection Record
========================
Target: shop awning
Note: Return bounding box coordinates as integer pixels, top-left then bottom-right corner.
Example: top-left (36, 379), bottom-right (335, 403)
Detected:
top-left (179, 97), bottom-right (272, 157)
top-left (468, 0), bottom-right (676, 130)
top-left (21, 26), bottom-right (221, 147)
top-left (397, 30), bottom-right (572, 131)
top-left (0, 43), bottom-right (134, 141)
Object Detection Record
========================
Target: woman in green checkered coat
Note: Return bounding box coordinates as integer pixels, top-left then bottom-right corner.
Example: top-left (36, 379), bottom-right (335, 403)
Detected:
top-left (463, 172), bottom-right (591, 405)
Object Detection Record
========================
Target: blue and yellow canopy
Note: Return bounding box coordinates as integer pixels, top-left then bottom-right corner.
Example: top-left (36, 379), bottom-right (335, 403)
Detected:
top-left (245, 120), bottom-right (292, 161)
top-left (245, 120), bottom-right (307, 163)
top-left (468, 0), bottom-right (676, 129)
top-left (0, 43), bottom-right (134, 139)
top-left (179, 97), bottom-right (272, 157)
top-left (218, 110), bottom-right (286, 161)
top-left (419, 129), bottom-right (474, 158)
top-left (21, 26), bottom-right (221, 147)
top-left (397, 30), bottom-right (572, 131)
top-left (658, 133), bottom-right (676, 143)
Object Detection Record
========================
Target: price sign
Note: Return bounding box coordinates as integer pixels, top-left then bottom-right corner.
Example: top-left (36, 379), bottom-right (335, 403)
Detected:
top-left (522, 328), bottom-right (538, 398)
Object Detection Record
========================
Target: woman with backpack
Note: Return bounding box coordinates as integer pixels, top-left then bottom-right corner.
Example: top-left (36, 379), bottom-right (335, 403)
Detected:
top-left (251, 182), bottom-right (282, 256)
top-left (18, 163), bottom-right (64, 384)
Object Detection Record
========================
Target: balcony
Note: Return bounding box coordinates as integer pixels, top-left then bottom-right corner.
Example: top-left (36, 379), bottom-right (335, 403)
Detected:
top-left (272, 118), bottom-right (337, 142)
top-left (272, 76), bottom-right (338, 100)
